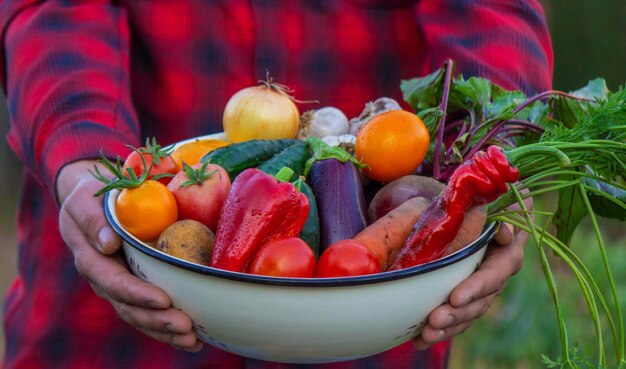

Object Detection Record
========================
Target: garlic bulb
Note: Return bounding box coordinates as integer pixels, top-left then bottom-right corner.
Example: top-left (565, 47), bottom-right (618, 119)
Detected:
top-left (297, 107), bottom-right (350, 139)
top-left (321, 134), bottom-right (357, 154)
top-left (349, 97), bottom-right (402, 136)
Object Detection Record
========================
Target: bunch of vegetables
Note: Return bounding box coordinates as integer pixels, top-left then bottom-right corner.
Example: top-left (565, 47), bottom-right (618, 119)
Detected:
top-left (93, 64), bottom-right (625, 368)
top-left (400, 60), bottom-right (625, 369)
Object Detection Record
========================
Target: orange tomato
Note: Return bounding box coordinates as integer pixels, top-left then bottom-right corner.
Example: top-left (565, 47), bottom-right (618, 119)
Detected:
top-left (115, 180), bottom-right (178, 242)
top-left (171, 139), bottom-right (229, 171)
top-left (355, 110), bottom-right (430, 183)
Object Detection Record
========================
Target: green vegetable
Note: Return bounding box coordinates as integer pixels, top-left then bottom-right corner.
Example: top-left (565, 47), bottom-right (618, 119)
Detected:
top-left (294, 178), bottom-right (320, 257)
top-left (201, 139), bottom-right (296, 180)
top-left (257, 140), bottom-right (312, 177)
top-left (402, 59), bottom-right (626, 368)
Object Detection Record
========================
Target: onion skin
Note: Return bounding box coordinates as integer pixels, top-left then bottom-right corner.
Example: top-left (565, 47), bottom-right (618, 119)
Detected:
top-left (223, 86), bottom-right (300, 143)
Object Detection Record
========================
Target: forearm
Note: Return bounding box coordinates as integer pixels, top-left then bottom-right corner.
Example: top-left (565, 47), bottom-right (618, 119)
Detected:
top-left (1, 1), bottom-right (140, 201)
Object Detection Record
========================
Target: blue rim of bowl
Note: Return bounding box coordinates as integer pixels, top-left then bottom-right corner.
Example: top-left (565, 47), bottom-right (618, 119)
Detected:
top-left (105, 191), bottom-right (497, 287)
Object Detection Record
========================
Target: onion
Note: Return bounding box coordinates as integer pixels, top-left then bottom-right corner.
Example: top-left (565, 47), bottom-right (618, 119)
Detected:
top-left (223, 77), bottom-right (300, 142)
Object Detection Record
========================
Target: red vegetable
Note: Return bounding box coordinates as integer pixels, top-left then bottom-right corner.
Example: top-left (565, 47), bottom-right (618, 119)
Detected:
top-left (315, 239), bottom-right (380, 278)
top-left (367, 175), bottom-right (445, 221)
top-left (389, 146), bottom-right (519, 270)
top-left (248, 237), bottom-right (316, 278)
top-left (167, 162), bottom-right (231, 232)
top-left (210, 168), bottom-right (309, 272)
top-left (123, 137), bottom-right (178, 185)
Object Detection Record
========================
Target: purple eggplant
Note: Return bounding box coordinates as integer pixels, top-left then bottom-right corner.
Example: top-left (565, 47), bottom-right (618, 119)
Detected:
top-left (307, 158), bottom-right (370, 253)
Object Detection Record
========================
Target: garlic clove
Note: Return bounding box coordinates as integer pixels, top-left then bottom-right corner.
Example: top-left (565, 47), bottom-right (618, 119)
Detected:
top-left (297, 107), bottom-right (350, 139)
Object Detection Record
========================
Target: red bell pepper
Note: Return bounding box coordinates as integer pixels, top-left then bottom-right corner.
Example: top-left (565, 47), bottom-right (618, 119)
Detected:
top-left (210, 168), bottom-right (310, 272)
top-left (389, 146), bottom-right (519, 270)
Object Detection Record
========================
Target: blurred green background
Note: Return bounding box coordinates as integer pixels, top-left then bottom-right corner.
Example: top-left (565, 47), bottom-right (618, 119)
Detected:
top-left (0, 1), bottom-right (624, 367)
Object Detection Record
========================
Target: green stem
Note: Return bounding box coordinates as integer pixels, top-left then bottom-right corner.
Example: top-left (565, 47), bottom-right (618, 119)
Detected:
top-left (579, 182), bottom-right (625, 363)
top-left (584, 185), bottom-right (626, 211)
top-left (508, 185), bottom-right (571, 365)
top-left (274, 167), bottom-right (295, 182)
top-left (495, 214), bottom-right (606, 368)
top-left (506, 144), bottom-right (571, 168)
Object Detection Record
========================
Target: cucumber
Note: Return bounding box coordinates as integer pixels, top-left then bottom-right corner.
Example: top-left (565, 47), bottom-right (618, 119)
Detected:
top-left (296, 180), bottom-right (320, 257)
top-left (257, 141), bottom-right (312, 177)
top-left (201, 139), bottom-right (296, 180)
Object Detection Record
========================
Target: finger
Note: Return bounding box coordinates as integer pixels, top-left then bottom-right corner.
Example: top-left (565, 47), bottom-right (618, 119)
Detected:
top-left (61, 208), bottom-right (170, 309)
top-left (137, 327), bottom-right (203, 352)
top-left (62, 178), bottom-right (121, 254)
top-left (494, 223), bottom-right (514, 245)
top-left (427, 295), bottom-right (495, 330)
top-left (418, 321), bottom-right (473, 346)
top-left (448, 241), bottom-right (523, 307)
top-left (114, 302), bottom-right (193, 334)
top-left (412, 335), bottom-right (431, 351)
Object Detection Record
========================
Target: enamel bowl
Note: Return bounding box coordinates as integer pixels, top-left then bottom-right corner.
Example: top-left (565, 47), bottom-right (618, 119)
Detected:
top-left (103, 133), bottom-right (497, 363)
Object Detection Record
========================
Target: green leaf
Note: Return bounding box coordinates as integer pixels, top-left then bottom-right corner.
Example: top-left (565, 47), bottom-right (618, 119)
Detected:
top-left (583, 176), bottom-right (626, 220)
top-left (400, 66), bottom-right (445, 111)
top-left (452, 76), bottom-right (492, 114)
top-left (571, 78), bottom-right (609, 101)
top-left (549, 79), bottom-right (609, 129)
top-left (450, 132), bottom-right (470, 164)
top-left (488, 89), bottom-right (526, 119)
top-left (416, 107), bottom-right (444, 138)
top-left (552, 175), bottom-right (588, 246)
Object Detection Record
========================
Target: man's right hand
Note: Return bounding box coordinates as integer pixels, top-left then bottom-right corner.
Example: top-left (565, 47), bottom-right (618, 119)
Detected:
top-left (56, 160), bottom-right (202, 352)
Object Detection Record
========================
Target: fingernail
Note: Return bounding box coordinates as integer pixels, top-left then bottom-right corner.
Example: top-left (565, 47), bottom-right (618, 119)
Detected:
top-left (443, 315), bottom-right (454, 328)
top-left (435, 330), bottom-right (445, 342)
top-left (172, 335), bottom-right (191, 349)
top-left (146, 299), bottom-right (167, 309)
top-left (97, 228), bottom-right (113, 250)
top-left (165, 323), bottom-right (177, 333)
top-left (458, 295), bottom-right (472, 307)
top-left (504, 223), bottom-right (515, 235)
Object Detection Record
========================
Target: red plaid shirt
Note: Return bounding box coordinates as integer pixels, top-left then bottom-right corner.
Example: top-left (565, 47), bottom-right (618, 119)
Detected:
top-left (1, 1), bottom-right (552, 368)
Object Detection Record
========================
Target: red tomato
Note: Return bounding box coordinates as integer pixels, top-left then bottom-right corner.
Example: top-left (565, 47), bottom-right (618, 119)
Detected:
top-left (167, 163), bottom-right (231, 232)
top-left (315, 239), bottom-right (381, 278)
top-left (248, 238), bottom-right (316, 278)
top-left (123, 151), bottom-right (178, 185)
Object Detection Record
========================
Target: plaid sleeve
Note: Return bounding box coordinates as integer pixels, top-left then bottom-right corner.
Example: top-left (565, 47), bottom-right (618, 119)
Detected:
top-left (0, 0), bottom-right (140, 198)
top-left (415, 0), bottom-right (554, 95)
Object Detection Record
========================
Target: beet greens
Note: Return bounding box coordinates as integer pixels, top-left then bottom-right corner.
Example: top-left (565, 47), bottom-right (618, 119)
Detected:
top-left (401, 60), bottom-right (626, 369)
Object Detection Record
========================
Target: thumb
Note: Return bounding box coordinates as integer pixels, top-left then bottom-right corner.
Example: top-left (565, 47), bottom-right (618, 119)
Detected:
top-left (61, 176), bottom-right (121, 254)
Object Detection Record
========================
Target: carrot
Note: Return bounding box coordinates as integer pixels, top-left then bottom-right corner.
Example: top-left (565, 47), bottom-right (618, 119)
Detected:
top-left (442, 205), bottom-right (487, 257)
top-left (355, 197), bottom-right (430, 271)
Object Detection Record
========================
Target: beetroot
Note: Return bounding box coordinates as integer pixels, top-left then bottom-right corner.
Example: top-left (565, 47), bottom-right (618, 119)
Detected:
top-left (368, 175), bottom-right (444, 221)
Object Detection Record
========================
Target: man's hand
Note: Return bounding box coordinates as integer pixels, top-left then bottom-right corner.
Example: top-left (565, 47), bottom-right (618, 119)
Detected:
top-left (413, 221), bottom-right (529, 349)
top-left (57, 160), bottom-right (202, 352)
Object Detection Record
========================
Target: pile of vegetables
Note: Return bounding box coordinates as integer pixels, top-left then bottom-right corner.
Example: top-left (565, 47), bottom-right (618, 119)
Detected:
top-left (93, 63), bottom-right (626, 368)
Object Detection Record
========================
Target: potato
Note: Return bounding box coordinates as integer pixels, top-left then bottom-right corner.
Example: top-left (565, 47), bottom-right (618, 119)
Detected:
top-left (155, 220), bottom-right (215, 266)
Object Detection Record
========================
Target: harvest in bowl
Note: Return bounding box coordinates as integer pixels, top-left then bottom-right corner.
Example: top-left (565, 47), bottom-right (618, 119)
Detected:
top-left (104, 187), bottom-right (497, 364)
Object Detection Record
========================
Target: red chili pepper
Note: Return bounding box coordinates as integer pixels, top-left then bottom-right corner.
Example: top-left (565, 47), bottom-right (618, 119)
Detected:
top-left (210, 168), bottom-right (310, 272)
top-left (388, 146), bottom-right (519, 270)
